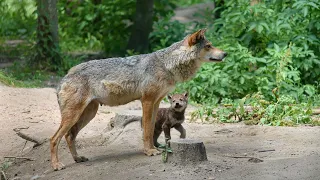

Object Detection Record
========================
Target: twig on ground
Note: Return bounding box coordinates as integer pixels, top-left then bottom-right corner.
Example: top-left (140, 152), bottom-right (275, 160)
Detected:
top-left (1, 171), bottom-right (7, 180)
top-left (222, 155), bottom-right (254, 159)
top-left (21, 140), bottom-right (28, 153)
top-left (222, 155), bottom-right (263, 163)
top-left (13, 127), bottom-right (29, 132)
top-left (4, 156), bottom-right (35, 161)
top-left (257, 149), bottom-right (275, 153)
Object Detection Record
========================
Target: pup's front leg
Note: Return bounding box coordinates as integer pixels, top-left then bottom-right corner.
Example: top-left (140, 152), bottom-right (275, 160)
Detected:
top-left (141, 97), bottom-right (161, 156)
top-left (174, 124), bottom-right (186, 138)
top-left (163, 123), bottom-right (171, 144)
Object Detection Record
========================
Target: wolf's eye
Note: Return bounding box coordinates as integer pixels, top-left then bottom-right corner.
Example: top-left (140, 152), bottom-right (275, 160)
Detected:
top-left (205, 44), bottom-right (211, 49)
top-left (172, 100), bottom-right (176, 102)
top-left (180, 98), bottom-right (183, 101)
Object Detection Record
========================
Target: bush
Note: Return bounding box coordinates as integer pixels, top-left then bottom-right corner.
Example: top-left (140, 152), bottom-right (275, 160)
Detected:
top-left (177, 0), bottom-right (320, 105)
top-left (0, 0), bottom-right (36, 38)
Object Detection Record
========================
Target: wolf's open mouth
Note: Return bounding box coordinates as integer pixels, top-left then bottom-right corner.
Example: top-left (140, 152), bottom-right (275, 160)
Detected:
top-left (175, 104), bottom-right (182, 108)
top-left (209, 58), bottom-right (222, 62)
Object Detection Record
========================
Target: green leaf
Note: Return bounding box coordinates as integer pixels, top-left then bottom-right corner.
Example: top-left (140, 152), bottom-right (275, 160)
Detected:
top-left (302, 7), bottom-right (308, 17)
top-left (247, 22), bottom-right (257, 31)
top-left (307, 2), bottom-right (319, 9)
top-left (240, 77), bottom-right (245, 84)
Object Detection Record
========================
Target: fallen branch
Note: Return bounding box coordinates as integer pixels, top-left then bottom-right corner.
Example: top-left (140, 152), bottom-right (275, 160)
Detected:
top-left (15, 131), bottom-right (45, 147)
top-left (4, 156), bottom-right (35, 161)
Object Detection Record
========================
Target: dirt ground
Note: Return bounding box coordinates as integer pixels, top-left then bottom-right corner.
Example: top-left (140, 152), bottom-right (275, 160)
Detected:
top-left (1, 83), bottom-right (320, 180)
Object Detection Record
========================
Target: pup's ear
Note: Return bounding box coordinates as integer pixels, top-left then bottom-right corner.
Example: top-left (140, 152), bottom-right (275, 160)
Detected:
top-left (184, 92), bottom-right (188, 98)
top-left (167, 94), bottom-right (172, 100)
top-left (187, 28), bottom-right (207, 46)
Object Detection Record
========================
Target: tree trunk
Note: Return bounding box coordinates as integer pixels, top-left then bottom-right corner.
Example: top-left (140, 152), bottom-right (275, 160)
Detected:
top-left (34, 0), bottom-right (61, 70)
top-left (127, 0), bottom-right (154, 53)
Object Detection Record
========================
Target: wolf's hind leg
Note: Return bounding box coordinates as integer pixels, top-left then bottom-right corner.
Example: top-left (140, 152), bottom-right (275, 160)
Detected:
top-left (50, 101), bottom-right (88, 171)
top-left (65, 100), bottom-right (99, 163)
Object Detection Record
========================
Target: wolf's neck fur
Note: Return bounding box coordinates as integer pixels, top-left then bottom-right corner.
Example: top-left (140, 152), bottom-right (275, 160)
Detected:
top-left (155, 38), bottom-right (202, 83)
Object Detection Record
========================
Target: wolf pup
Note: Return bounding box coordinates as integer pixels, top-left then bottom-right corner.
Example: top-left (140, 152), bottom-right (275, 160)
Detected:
top-left (154, 93), bottom-right (188, 148)
top-left (50, 29), bottom-right (227, 170)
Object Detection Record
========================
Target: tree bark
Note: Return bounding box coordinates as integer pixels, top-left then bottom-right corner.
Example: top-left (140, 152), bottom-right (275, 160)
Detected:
top-left (127, 0), bottom-right (154, 53)
top-left (34, 0), bottom-right (61, 70)
top-left (168, 139), bottom-right (208, 165)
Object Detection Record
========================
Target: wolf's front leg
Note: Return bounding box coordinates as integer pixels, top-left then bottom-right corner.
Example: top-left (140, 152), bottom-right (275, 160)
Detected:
top-left (141, 97), bottom-right (161, 156)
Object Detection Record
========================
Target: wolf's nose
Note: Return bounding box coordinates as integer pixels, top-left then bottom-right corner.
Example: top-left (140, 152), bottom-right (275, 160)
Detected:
top-left (223, 52), bottom-right (228, 57)
top-left (176, 103), bottom-right (179, 106)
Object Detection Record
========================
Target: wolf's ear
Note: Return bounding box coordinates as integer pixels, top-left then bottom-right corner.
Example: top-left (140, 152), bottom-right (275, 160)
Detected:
top-left (167, 94), bottom-right (172, 100)
top-left (187, 29), bottom-right (207, 46)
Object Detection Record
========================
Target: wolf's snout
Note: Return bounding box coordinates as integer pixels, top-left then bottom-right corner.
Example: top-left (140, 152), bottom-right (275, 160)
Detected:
top-left (176, 103), bottom-right (179, 106)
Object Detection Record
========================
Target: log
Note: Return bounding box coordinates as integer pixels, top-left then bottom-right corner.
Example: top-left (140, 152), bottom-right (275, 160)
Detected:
top-left (108, 114), bottom-right (141, 130)
top-left (15, 131), bottom-right (46, 147)
top-left (168, 139), bottom-right (207, 165)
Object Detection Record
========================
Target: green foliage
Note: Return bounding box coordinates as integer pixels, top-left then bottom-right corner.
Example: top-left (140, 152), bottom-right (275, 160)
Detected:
top-left (0, 70), bottom-right (43, 87)
top-left (177, 0), bottom-right (320, 105)
top-left (191, 92), bottom-right (315, 126)
top-left (183, 0), bottom-right (320, 126)
top-left (149, 13), bottom-right (188, 51)
top-left (58, 0), bottom-right (136, 54)
top-left (174, 0), bottom-right (211, 7)
top-left (58, 0), bottom-right (178, 55)
top-left (0, 0), bottom-right (36, 38)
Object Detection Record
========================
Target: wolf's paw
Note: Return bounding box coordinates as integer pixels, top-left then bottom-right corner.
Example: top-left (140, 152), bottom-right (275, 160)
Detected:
top-left (144, 148), bottom-right (161, 156)
top-left (74, 156), bottom-right (89, 163)
top-left (52, 162), bottom-right (65, 171)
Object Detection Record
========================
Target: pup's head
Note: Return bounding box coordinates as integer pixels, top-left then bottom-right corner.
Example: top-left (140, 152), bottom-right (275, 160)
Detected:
top-left (168, 92), bottom-right (188, 112)
top-left (183, 29), bottom-right (227, 62)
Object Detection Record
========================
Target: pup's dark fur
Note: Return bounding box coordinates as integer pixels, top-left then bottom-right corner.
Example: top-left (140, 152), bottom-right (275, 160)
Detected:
top-left (154, 93), bottom-right (188, 147)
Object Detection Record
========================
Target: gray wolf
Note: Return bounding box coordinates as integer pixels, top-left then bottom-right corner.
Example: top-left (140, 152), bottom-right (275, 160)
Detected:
top-left (153, 92), bottom-right (188, 148)
top-left (50, 29), bottom-right (227, 170)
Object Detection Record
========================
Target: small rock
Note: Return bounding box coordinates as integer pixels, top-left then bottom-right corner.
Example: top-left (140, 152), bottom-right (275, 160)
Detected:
top-left (248, 157), bottom-right (263, 163)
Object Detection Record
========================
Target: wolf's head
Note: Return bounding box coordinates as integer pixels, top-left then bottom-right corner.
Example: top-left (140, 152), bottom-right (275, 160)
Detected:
top-left (183, 29), bottom-right (227, 62)
top-left (168, 92), bottom-right (188, 112)
top-left (161, 29), bottom-right (227, 82)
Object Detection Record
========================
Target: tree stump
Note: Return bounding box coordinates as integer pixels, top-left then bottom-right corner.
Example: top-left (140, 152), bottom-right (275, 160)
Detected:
top-left (168, 139), bottom-right (207, 165)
